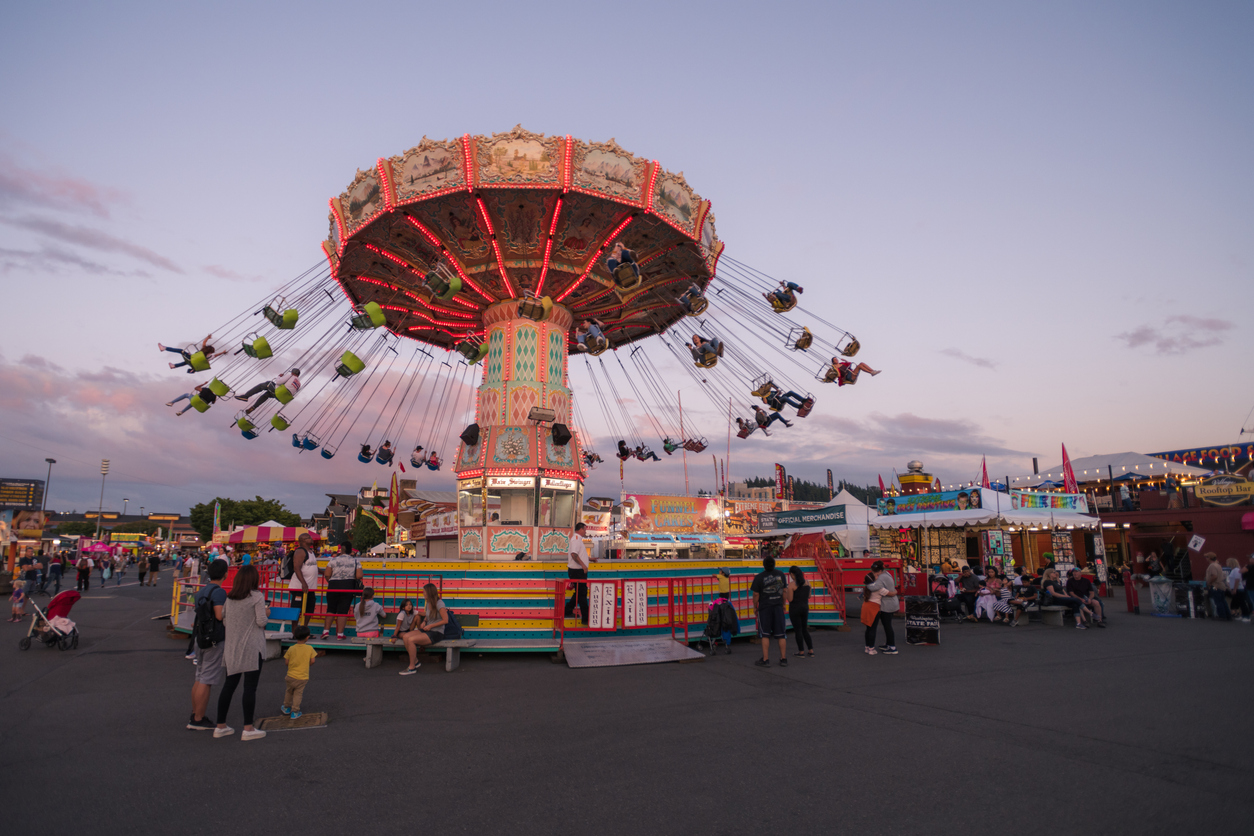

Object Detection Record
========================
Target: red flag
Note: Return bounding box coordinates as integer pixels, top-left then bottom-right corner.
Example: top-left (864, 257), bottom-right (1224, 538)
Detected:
top-left (878, 474), bottom-right (886, 494)
top-left (1061, 444), bottom-right (1078, 493)
top-left (980, 457), bottom-right (990, 489)
top-left (932, 477), bottom-right (942, 493)
top-left (386, 471), bottom-right (400, 538)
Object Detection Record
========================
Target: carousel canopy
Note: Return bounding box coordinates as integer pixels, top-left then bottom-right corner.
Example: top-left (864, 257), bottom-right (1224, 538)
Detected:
top-left (226, 526), bottom-right (318, 544)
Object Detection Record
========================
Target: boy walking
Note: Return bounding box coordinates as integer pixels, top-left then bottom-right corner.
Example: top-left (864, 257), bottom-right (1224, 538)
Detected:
top-left (282, 625), bottom-right (317, 720)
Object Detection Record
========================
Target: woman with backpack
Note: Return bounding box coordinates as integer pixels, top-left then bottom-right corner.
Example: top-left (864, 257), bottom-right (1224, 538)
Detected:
top-left (399, 583), bottom-right (449, 676)
top-left (215, 564), bottom-right (270, 741)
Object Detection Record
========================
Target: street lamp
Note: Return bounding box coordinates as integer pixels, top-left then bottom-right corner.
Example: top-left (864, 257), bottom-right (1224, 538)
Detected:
top-left (40, 458), bottom-right (56, 523)
top-left (123, 498), bottom-right (130, 517)
top-left (95, 459), bottom-right (110, 540)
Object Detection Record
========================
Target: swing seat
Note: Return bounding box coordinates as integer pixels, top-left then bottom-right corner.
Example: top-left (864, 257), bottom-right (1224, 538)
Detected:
top-left (358, 451), bottom-right (373, 464)
top-left (302, 435), bottom-right (320, 451)
top-left (683, 438), bottom-right (708, 452)
top-left (685, 296), bottom-right (708, 316)
top-left (375, 450), bottom-right (394, 465)
top-left (612, 262), bottom-right (642, 290)
top-left (236, 415), bottom-right (256, 432)
top-left (320, 445), bottom-right (337, 460)
top-left (796, 395), bottom-right (816, 418)
top-left (518, 295), bottom-right (553, 322)
top-left (694, 342), bottom-right (723, 369)
top-left (274, 384), bottom-right (295, 404)
top-left (425, 271), bottom-right (462, 301)
top-left (750, 376), bottom-right (774, 398)
top-left (241, 430), bottom-right (259, 440)
top-left (208, 378), bottom-right (231, 397)
top-left (336, 351), bottom-right (366, 377)
top-left (242, 334), bottom-right (272, 359)
top-left (791, 327), bottom-right (813, 351)
top-left (271, 413), bottom-right (291, 431)
top-left (291, 434), bottom-right (303, 449)
top-left (264, 305), bottom-right (299, 330)
top-left (768, 292), bottom-right (797, 313)
top-left (819, 365), bottom-right (839, 383)
top-left (350, 301), bottom-right (387, 330)
top-left (736, 426), bottom-right (753, 439)
top-left (586, 335), bottom-right (609, 356)
top-left (426, 459), bottom-right (441, 471)
top-left (187, 351), bottom-right (211, 372)
top-left (189, 395), bottom-right (209, 413)
top-left (410, 454), bottom-right (427, 468)
top-left (840, 338), bottom-right (860, 358)
top-left (455, 340), bottom-right (489, 364)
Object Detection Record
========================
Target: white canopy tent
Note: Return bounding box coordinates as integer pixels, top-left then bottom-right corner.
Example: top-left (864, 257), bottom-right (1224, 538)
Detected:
top-left (1006, 451), bottom-right (1211, 488)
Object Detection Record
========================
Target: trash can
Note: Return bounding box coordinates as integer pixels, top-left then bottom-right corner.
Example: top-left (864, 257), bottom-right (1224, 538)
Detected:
top-left (904, 596), bottom-right (940, 645)
top-left (1148, 577), bottom-right (1176, 617)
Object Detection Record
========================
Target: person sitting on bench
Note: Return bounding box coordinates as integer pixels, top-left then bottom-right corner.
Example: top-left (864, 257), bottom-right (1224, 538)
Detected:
top-left (1042, 568), bottom-right (1091, 629)
top-left (606, 242), bottom-right (640, 286)
top-left (399, 583), bottom-right (448, 676)
top-left (235, 369), bottom-right (300, 414)
top-left (754, 405), bottom-right (792, 431)
top-left (1065, 568), bottom-right (1105, 626)
top-left (676, 283), bottom-right (704, 314)
top-left (826, 357), bottom-right (881, 387)
top-left (634, 445), bottom-right (660, 462)
top-left (690, 334), bottom-right (722, 364)
top-left (764, 281), bottom-right (802, 308)
top-left (573, 318), bottom-right (608, 352)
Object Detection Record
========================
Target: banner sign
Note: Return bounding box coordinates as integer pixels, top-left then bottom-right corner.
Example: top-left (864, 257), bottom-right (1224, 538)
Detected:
top-left (621, 494), bottom-right (722, 534)
top-left (827, 469), bottom-right (834, 500)
top-left (109, 533), bottom-right (149, 544)
top-left (11, 509), bottom-right (48, 540)
top-left (877, 490), bottom-right (984, 516)
top-left (774, 464), bottom-right (785, 501)
top-left (759, 505), bottom-right (846, 531)
top-left (1194, 474), bottom-right (1254, 507)
top-left (425, 511), bottom-right (458, 537)
top-left (1151, 443), bottom-right (1254, 469)
top-left (580, 510), bottom-right (612, 537)
top-left (1011, 491), bottom-right (1089, 513)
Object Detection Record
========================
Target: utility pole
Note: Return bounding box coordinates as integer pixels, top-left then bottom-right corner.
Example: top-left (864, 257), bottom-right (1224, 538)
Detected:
top-left (123, 498), bottom-right (129, 517)
top-left (95, 460), bottom-right (110, 540)
top-left (41, 458), bottom-right (56, 523)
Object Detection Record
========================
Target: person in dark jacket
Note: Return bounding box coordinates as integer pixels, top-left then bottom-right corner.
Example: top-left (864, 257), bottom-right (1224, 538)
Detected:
top-left (703, 591), bottom-right (739, 655)
top-left (787, 565), bottom-right (813, 657)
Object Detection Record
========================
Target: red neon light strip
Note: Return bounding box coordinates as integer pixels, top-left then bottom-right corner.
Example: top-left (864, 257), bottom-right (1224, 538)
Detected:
top-left (403, 216), bottom-right (495, 302)
top-left (645, 162), bottom-right (660, 211)
top-left (356, 260), bottom-right (479, 318)
top-left (535, 196), bottom-right (563, 296)
top-left (555, 215), bottom-right (634, 303)
top-left (461, 134), bottom-right (474, 190)
top-left (476, 196), bottom-right (516, 298)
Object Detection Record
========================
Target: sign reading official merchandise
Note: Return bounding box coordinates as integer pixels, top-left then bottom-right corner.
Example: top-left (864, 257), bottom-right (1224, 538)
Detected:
top-left (758, 505), bottom-right (846, 532)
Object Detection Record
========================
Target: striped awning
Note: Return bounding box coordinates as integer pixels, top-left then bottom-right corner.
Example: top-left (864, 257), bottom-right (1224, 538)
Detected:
top-left (225, 526), bottom-right (318, 544)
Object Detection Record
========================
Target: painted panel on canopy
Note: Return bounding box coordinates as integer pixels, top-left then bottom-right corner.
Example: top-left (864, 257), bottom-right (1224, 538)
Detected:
top-left (338, 168), bottom-right (384, 235)
top-left (458, 434), bottom-right (484, 469)
top-left (492, 426), bottom-right (534, 465)
top-left (539, 529), bottom-right (571, 554)
top-left (506, 384), bottom-right (541, 426)
top-left (543, 432), bottom-right (576, 470)
top-left (571, 139), bottom-right (647, 203)
top-left (356, 213), bottom-right (443, 272)
top-left (408, 195), bottom-right (491, 262)
top-left (484, 328), bottom-right (507, 385)
top-left (391, 138), bottom-right (465, 203)
top-left (488, 191), bottom-right (551, 256)
top-left (489, 528), bottom-right (531, 555)
top-left (552, 193), bottom-right (628, 265)
top-left (652, 171), bottom-right (698, 235)
top-left (476, 128), bottom-right (562, 186)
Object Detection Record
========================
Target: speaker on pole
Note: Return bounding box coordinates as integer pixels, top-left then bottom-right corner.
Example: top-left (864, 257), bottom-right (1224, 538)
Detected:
top-left (551, 423), bottom-right (572, 446)
top-left (459, 423), bottom-right (480, 447)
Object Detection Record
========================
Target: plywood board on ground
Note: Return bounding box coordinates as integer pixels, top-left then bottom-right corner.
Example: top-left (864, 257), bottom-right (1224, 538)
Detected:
top-left (563, 638), bottom-right (705, 668)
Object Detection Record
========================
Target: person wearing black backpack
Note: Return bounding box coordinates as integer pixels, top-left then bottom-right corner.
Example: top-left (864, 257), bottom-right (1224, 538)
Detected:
top-left (187, 559), bottom-right (229, 731)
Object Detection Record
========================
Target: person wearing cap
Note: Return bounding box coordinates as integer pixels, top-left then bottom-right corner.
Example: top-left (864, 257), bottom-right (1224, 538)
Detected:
top-left (236, 368), bottom-right (301, 415)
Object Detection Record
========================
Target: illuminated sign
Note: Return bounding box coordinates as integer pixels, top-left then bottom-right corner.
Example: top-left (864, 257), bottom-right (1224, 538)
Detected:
top-left (1195, 475), bottom-right (1254, 507)
top-left (487, 476), bottom-right (534, 489)
top-left (148, 514), bottom-right (180, 521)
top-left (540, 477), bottom-right (577, 491)
top-left (458, 478), bottom-right (484, 491)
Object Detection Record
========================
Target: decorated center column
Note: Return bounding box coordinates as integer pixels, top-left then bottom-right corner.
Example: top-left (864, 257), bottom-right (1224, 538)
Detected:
top-left (454, 301), bottom-right (585, 560)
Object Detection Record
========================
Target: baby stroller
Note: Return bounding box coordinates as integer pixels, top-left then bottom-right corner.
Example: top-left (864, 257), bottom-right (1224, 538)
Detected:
top-left (702, 595), bottom-right (740, 655)
top-left (929, 577), bottom-right (966, 624)
top-left (19, 590), bottom-right (81, 651)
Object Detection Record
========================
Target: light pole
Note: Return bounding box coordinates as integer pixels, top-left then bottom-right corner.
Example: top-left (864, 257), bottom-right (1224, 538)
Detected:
top-left (95, 459), bottom-right (110, 540)
top-left (40, 458), bottom-right (56, 524)
top-left (123, 498), bottom-right (130, 517)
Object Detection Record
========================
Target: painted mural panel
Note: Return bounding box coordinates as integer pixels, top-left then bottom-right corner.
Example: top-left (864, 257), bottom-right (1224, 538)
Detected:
top-left (392, 139), bottom-right (464, 201)
top-left (539, 530), bottom-right (570, 554)
top-left (490, 191), bottom-right (548, 255)
top-left (654, 172), bottom-right (696, 231)
top-left (476, 129), bottom-right (561, 185)
top-left (553, 195), bottom-right (624, 264)
top-left (573, 142), bottom-right (645, 202)
top-left (339, 170), bottom-right (383, 231)
top-left (410, 199), bottom-right (490, 261)
top-left (492, 427), bottom-right (533, 466)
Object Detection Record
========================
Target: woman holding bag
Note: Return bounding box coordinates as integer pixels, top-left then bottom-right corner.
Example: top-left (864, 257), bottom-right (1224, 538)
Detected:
top-left (862, 561), bottom-right (898, 656)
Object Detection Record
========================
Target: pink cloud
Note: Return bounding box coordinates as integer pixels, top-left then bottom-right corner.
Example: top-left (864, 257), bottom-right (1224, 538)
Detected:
top-left (0, 154), bottom-right (123, 218)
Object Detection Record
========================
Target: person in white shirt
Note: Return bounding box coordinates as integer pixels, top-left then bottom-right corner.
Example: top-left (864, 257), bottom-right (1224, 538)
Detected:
top-left (565, 523), bottom-right (597, 625)
top-left (287, 532), bottom-right (319, 627)
top-left (236, 368), bottom-right (301, 415)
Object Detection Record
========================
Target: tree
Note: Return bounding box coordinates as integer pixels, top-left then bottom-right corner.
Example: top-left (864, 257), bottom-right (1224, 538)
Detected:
top-left (350, 512), bottom-right (385, 553)
top-left (188, 496), bottom-right (302, 541)
top-left (112, 520), bottom-right (161, 535)
top-left (45, 521), bottom-right (97, 537)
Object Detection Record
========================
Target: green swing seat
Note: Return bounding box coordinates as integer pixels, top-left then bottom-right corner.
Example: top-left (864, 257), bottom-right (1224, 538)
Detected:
top-left (455, 340), bottom-right (489, 365)
top-left (425, 271), bottom-right (462, 301)
top-left (350, 301), bottom-right (387, 330)
top-left (187, 351), bottom-right (211, 372)
top-left (236, 415), bottom-right (257, 432)
top-left (263, 305), bottom-right (299, 330)
top-left (189, 395), bottom-right (210, 413)
top-left (243, 334), bottom-right (273, 359)
top-left (336, 351), bottom-right (366, 378)
top-left (208, 378), bottom-right (230, 397)
top-left (274, 384), bottom-right (296, 404)
top-left (271, 414), bottom-right (291, 431)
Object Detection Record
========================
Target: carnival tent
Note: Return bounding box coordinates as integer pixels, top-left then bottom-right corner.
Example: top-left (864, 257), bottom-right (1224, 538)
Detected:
top-left (225, 525), bottom-right (318, 544)
top-left (1006, 451), bottom-right (1211, 487)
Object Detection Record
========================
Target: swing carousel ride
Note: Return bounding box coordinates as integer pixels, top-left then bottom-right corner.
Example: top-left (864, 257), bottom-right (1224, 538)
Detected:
top-left (167, 127), bottom-right (872, 561)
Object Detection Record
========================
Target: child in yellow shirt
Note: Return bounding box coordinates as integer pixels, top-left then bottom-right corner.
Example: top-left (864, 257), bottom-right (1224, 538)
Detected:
top-left (282, 625), bottom-right (318, 719)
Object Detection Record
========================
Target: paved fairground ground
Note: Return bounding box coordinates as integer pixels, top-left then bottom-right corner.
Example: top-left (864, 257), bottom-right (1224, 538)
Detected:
top-left (2, 577), bottom-right (1252, 836)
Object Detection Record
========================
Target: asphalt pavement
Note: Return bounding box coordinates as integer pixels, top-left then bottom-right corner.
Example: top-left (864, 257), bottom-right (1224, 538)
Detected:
top-left (2, 577), bottom-right (1252, 836)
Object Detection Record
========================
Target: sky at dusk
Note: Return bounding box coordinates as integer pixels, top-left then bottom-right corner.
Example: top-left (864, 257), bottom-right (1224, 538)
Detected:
top-left (1, 1), bottom-right (1251, 519)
